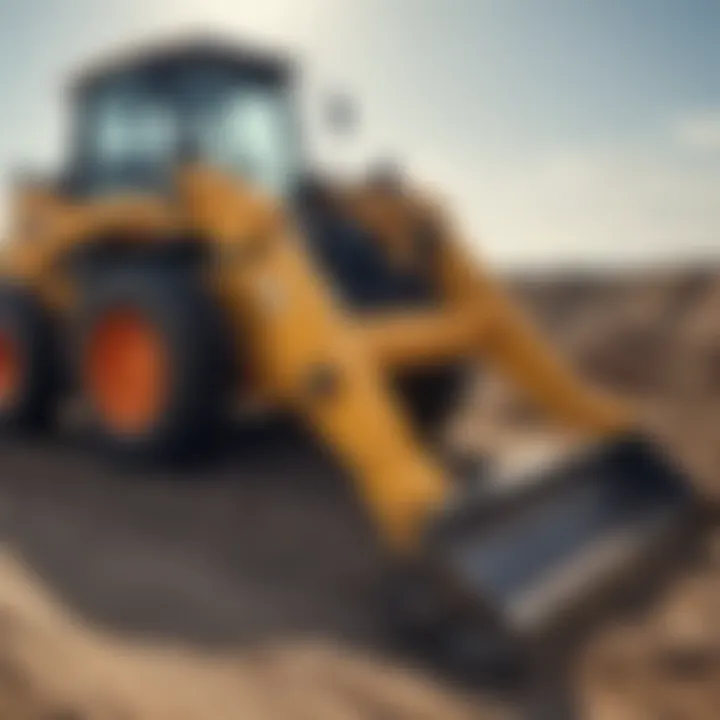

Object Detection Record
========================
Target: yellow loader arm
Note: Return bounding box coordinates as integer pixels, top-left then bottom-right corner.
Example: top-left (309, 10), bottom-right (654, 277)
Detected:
top-left (180, 168), bottom-right (632, 552)
top-left (440, 238), bottom-right (631, 435)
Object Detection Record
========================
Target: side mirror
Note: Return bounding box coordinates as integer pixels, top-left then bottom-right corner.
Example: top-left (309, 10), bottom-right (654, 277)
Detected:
top-left (325, 92), bottom-right (359, 137)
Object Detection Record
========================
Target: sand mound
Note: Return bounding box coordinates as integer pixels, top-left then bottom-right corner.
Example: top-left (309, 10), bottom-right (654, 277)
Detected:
top-left (578, 533), bottom-right (720, 719)
top-left (2, 267), bottom-right (720, 718)
top-left (0, 548), bottom-right (494, 720)
top-left (500, 270), bottom-right (720, 717)
top-left (461, 269), bottom-right (720, 498)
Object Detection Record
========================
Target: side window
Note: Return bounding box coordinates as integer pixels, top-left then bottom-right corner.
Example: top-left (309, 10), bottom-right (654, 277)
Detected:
top-left (184, 70), bottom-right (296, 199)
top-left (222, 94), bottom-right (283, 179)
top-left (86, 79), bottom-right (177, 168)
top-left (213, 89), bottom-right (295, 198)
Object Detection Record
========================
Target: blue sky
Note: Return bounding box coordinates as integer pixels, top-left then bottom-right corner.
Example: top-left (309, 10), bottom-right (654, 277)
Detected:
top-left (1, 0), bottom-right (719, 268)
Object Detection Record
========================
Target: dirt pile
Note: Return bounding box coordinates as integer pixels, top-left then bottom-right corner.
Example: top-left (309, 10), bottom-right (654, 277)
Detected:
top-left (578, 532), bottom-right (720, 719)
top-left (509, 268), bottom-right (720, 718)
top-left (450, 267), bottom-right (720, 717)
top-left (544, 270), bottom-right (720, 498)
top-left (0, 549), bottom-right (493, 720)
top-left (506, 269), bottom-right (719, 395)
top-left (462, 268), bottom-right (720, 498)
top-left (1, 266), bottom-right (719, 719)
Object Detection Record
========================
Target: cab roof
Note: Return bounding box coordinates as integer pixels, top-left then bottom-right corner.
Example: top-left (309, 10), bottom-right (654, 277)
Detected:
top-left (70, 35), bottom-right (294, 97)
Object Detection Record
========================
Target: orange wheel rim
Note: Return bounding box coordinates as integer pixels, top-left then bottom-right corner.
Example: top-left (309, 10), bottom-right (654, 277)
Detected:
top-left (85, 309), bottom-right (167, 435)
top-left (0, 330), bottom-right (19, 407)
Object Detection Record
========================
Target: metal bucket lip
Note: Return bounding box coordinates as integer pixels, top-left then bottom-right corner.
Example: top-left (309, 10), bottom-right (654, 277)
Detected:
top-left (428, 433), bottom-right (696, 544)
top-left (418, 433), bottom-right (700, 643)
top-left (394, 435), bottom-right (703, 679)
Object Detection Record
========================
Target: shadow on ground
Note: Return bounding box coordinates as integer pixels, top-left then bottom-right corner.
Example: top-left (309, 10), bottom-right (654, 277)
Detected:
top-left (0, 418), bottom-right (386, 651)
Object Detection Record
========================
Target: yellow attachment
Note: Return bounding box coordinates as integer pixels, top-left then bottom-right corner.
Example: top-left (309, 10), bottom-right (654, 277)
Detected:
top-left (175, 168), bottom-right (631, 552)
top-left (0, 165), bottom-right (632, 554)
top-left (435, 229), bottom-right (631, 435)
top-left (358, 308), bottom-right (488, 369)
top-left (340, 181), bottom-right (630, 434)
top-left (177, 168), bottom-right (450, 551)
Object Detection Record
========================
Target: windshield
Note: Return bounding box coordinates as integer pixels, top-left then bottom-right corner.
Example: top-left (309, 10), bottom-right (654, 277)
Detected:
top-left (82, 76), bottom-right (178, 170)
top-left (181, 70), bottom-right (299, 199)
top-left (75, 65), bottom-right (299, 199)
top-left (200, 85), bottom-right (296, 198)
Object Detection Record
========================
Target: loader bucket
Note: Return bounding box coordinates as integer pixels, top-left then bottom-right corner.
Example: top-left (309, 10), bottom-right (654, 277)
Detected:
top-left (421, 435), bottom-right (700, 672)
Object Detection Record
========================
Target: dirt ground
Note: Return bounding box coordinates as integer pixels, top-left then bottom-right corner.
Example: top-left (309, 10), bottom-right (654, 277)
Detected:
top-left (0, 421), bottom-right (505, 720)
top-left (473, 269), bottom-right (720, 719)
top-left (0, 267), bottom-right (719, 718)
top-left (0, 549), bottom-right (490, 719)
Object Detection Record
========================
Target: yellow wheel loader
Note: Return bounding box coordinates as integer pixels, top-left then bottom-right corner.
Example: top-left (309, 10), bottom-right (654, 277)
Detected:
top-left (0, 38), bottom-right (702, 672)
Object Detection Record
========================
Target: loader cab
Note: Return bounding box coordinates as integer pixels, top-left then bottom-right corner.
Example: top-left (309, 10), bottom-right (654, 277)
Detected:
top-left (65, 42), bottom-right (300, 199)
top-left (63, 40), bottom-right (437, 309)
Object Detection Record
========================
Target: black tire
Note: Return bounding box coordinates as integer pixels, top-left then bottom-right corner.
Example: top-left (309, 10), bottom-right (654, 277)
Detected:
top-left (396, 363), bottom-right (470, 439)
top-left (0, 283), bottom-right (59, 434)
top-left (76, 267), bottom-right (233, 465)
